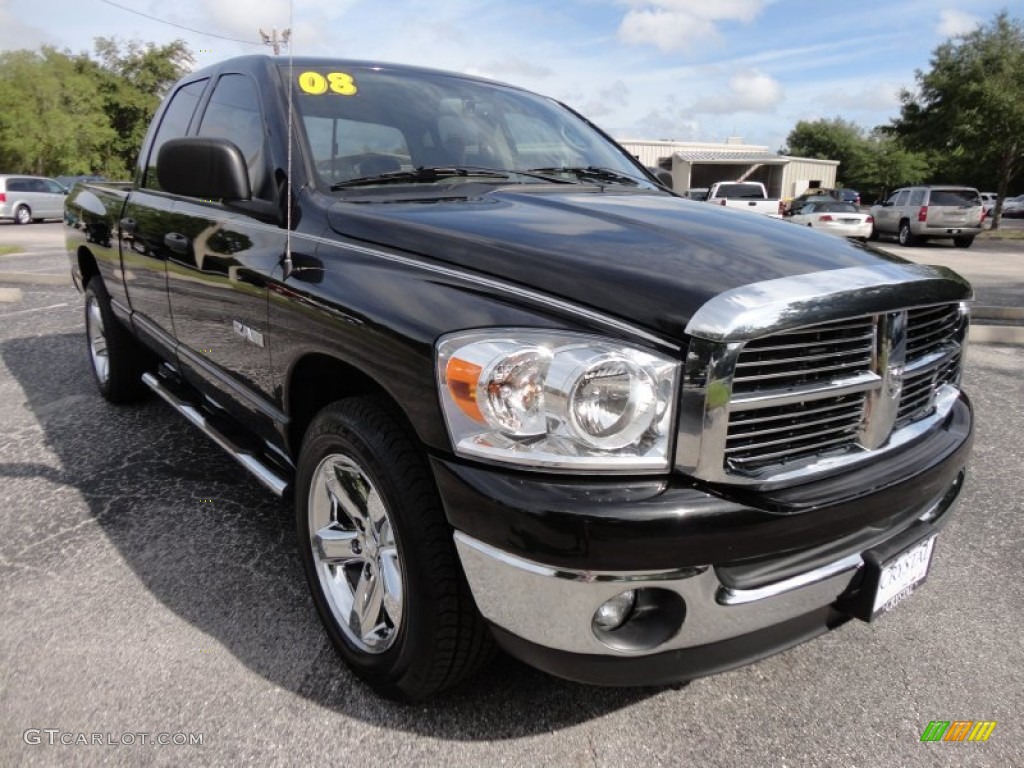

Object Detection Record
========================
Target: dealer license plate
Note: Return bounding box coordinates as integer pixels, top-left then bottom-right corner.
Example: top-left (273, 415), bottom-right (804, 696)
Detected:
top-left (872, 536), bottom-right (936, 616)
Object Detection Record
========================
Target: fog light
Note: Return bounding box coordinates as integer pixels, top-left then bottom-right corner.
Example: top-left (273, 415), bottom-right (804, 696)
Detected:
top-left (593, 590), bottom-right (636, 631)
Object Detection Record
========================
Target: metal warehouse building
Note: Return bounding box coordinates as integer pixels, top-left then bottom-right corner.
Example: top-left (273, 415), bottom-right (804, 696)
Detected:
top-left (618, 138), bottom-right (840, 200)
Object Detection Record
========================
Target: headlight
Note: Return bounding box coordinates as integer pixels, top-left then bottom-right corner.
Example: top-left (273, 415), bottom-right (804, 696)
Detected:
top-left (437, 330), bottom-right (678, 470)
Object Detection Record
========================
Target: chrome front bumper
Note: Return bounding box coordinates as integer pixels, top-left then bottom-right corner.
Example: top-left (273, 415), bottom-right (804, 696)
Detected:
top-left (455, 531), bottom-right (865, 657)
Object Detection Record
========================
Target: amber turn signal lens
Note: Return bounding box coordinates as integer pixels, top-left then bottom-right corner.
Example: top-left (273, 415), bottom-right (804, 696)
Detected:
top-left (446, 357), bottom-right (485, 423)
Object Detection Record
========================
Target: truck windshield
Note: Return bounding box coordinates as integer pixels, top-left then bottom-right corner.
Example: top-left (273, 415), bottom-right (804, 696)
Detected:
top-left (284, 64), bottom-right (657, 191)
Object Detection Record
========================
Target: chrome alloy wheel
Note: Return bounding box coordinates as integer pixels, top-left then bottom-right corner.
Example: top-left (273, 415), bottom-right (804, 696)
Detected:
top-left (86, 294), bottom-right (110, 385)
top-left (308, 453), bottom-right (404, 653)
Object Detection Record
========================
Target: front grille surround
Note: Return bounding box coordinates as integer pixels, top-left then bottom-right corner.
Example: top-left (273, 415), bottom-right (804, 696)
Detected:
top-left (676, 264), bottom-right (971, 488)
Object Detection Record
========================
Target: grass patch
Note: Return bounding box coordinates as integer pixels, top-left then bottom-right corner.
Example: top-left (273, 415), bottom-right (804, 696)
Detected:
top-left (0, 245), bottom-right (22, 256)
top-left (979, 227), bottom-right (1024, 241)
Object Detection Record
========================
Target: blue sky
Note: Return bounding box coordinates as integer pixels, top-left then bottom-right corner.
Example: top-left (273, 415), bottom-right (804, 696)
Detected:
top-left (0, 0), bottom-right (1012, 150)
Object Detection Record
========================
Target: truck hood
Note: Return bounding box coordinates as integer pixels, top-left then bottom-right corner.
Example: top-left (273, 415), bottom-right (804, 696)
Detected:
top-left (326, 186), bottom-right (902, 339)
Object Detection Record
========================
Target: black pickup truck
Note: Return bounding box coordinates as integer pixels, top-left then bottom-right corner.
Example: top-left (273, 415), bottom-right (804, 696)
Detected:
top-left (65, 55), bottom-right (973, 701)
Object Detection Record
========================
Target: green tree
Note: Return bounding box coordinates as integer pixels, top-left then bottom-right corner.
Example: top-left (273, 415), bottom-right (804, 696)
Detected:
top-left (88, 38), bottom-right (194, 178)
top-left (0, 47), bottom-right (116, 176)
top-left (861, 130), bottom-right (933, 201)
top-left (782, 117), bottom-right (872, 189)
top-left (0, 39), bottom-right (192, 179)
top-left (891, 11), bottom-right (1024, 226)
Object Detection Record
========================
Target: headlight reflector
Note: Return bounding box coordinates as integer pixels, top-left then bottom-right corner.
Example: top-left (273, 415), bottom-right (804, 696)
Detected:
top-left (437, 330), bottom-right (678, 471)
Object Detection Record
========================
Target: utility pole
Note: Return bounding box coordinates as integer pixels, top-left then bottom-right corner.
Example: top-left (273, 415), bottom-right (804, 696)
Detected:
top-left (259, 28), bottom-right (291, 55)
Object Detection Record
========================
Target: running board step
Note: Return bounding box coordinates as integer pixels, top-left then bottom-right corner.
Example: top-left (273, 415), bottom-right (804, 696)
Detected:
top-left (142, 372), bottom-right (290, 497)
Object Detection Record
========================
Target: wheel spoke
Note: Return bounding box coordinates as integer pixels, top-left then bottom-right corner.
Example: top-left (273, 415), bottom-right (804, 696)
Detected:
top-left (350, 564), bottom-right (384, 642)
top-left (314, 526), bottom-right (361, 566)
top-left (324, 462), bottom-right (372, 532)
top-left (379, 547), bottom-right (403, 630)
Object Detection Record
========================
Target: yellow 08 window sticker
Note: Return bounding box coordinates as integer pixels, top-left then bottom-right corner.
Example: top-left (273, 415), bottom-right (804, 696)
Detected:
top-left (298, 71), bottom-right (358, 96)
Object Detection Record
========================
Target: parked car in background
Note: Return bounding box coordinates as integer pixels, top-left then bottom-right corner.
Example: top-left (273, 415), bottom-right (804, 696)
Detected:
top-left (706, 181), bottom-right (783, 216)
top-left (837, 188), bottom-right (860, 206)
top-left (789, 201), bottom-right (873, 240)
top-left (783, 193), bottom-right (835, 216)
top-left (869, 185), bottom-right (984, 248)
top-left (978, 192), bottom-right (998, 214)
top-left (786, 189), bottom-right (859, 214)
top-left (1001, 194), bottom-right (1024, 217)
top-left (0, 174), bottom-right (67, 224)
top-left (684, 187), bottom-right (709, 201)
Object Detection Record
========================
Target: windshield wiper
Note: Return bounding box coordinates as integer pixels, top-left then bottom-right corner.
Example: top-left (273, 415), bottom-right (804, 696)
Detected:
top-left (524, 166), bottom-right (644, 186)
top-left (331, 166), bottom-right (511, 190)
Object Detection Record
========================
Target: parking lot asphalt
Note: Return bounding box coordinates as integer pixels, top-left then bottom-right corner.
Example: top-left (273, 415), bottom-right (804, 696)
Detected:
top-left (1, 223), bottom-right (1022, 766)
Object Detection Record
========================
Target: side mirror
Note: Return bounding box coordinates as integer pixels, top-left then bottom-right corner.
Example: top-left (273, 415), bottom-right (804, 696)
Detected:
top-left (157, 138), bottom-right (251, 201)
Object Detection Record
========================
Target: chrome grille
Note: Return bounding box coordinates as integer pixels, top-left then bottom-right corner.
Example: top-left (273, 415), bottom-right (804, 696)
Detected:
top-left (731, 317), bottom-right (874, 395)
top-left (725, 394), bottom-right (864, 469)
top-left (719, 303), bottom-right (965, 478)
top-left (675, 264), bottom-right (971, 488)
top-left (906, 304), bottom-right (961, 358)
top-left (897, 348), bottom-right (962, 426)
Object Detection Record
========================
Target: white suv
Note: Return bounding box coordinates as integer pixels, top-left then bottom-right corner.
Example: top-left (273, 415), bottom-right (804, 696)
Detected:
top-left (870, 185), bottom-right (984, 248)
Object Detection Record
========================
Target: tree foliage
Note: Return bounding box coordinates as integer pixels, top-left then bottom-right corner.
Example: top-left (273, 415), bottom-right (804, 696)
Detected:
top-left (783, 117), bottom-right (869, 184)
top-left (891, 11), bottom-right (1024, 223)
top-left (0, 39), bottom-right (193, 179)
top-left (782, 118), bottom-right (931, 201)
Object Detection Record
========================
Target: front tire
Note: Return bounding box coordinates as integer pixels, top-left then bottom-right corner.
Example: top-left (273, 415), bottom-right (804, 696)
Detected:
top-left (953, 236), bottom-right (975, 249)
top-left (14, 205), bottom-right (31, 225)
top-left (296, 397), bottom-right (493, 701)
top-left (84, 277), bottom-right (150, 403)
top-left (897, 221), bottom-right (917, 246)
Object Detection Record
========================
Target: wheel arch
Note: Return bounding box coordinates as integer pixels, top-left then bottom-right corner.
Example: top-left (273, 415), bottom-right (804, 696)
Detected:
top-left (285, 352), bottom-right (420, 459)
top-left (77, 245), bottom-right (101, 288)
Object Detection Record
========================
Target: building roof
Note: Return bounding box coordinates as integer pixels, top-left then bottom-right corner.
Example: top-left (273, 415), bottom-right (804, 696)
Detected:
top-left (672, 150), bottom-right (788, 164)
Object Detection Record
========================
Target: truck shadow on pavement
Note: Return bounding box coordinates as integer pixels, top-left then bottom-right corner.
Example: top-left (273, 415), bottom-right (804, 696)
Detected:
top-left (1, 331), bottom-right (660, 739)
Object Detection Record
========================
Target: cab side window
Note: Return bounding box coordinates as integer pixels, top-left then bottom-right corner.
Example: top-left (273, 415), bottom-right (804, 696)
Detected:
top-left (894, 190), bottom-right (909, 206)
top-left (908, 189), bottom-right (925, 206)
top-left (143, 80), bottom-right (207, 191)
top-left (198, 74), bottom-right (272, 200)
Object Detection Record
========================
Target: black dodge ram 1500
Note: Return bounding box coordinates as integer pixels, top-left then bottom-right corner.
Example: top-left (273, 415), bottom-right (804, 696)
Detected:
top-left (65, 55), bottom-right (973, 701)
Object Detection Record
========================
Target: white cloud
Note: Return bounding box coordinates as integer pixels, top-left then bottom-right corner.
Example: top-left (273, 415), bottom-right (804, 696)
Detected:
top-left (937, 9), bottom-right (981, 38)
top-left (690, 69), bottom-right (782, 114)
top-left (617, 0), bottom-right (764, 52)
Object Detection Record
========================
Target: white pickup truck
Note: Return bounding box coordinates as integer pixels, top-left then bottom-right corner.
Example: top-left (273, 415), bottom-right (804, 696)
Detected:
top-left (706, 181), bottom-right (783, 218)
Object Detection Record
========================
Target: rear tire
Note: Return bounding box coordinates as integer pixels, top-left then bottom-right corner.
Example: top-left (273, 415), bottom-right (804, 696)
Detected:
top-left (953, 236), bottom-right (974, 249)
top-left (897, 221), bottom-right (917, 247)
top-left (296, 396), bottom-right (493, 701)
top-left (84, 277), bottom-right (150, 403)
top-left (868, 226), bottom-right (879, 241)
top-left (14, 205), bottom-right (31, 225)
